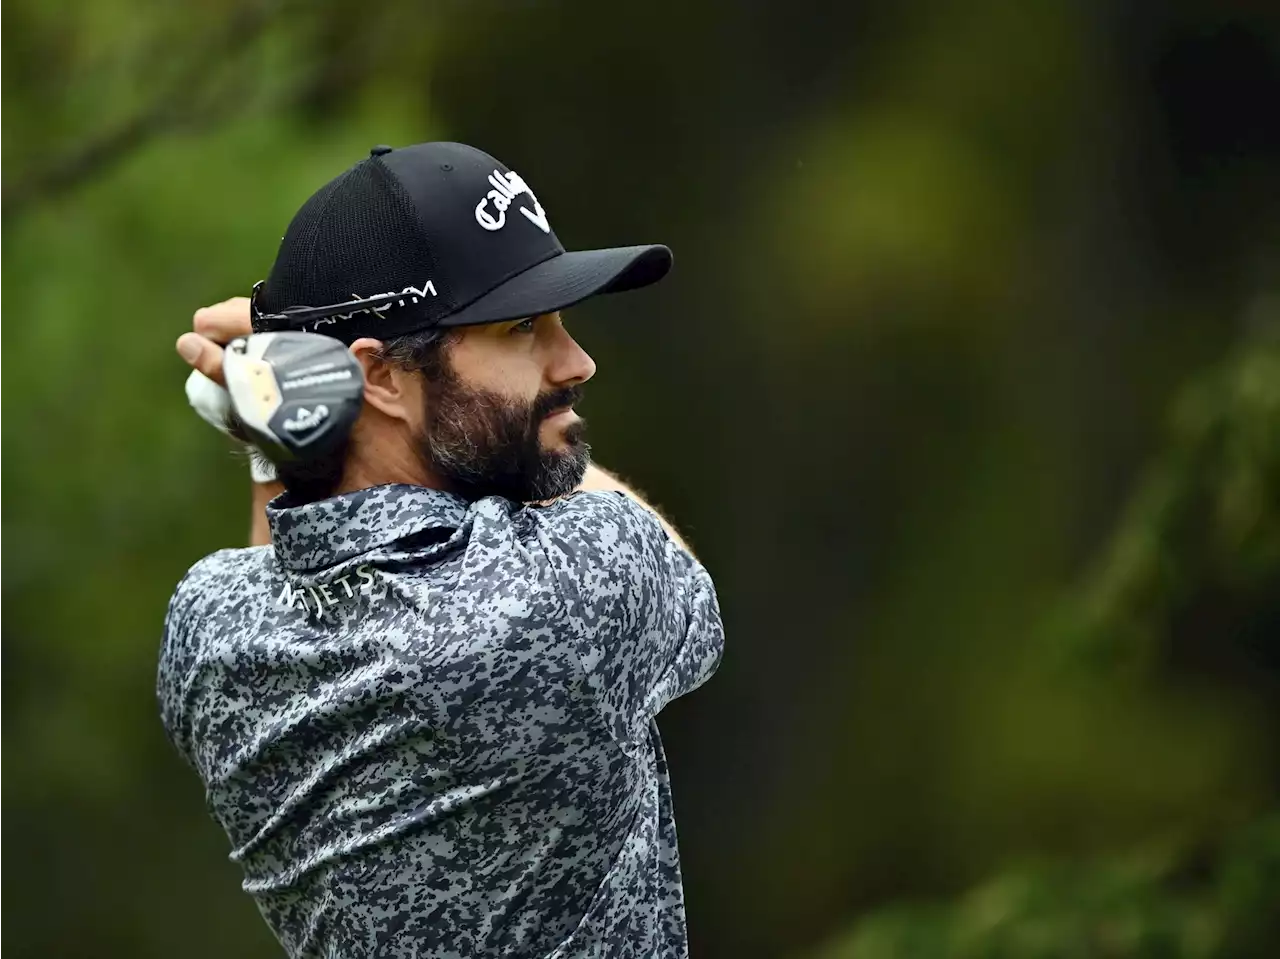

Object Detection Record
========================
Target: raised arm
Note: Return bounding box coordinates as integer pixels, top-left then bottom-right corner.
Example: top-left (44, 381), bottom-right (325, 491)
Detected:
top-left (176, 298), bottom-right (282, 547)
top-left (248, 480), bottom-right (283, 546)
top-left (576, 463), bottom-right (694, 555)
top-left (534, 490), bottom-right (723, 742)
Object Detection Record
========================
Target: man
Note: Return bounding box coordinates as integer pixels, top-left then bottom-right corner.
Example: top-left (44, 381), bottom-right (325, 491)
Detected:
top-left (158, 142), bottom-right (724, 958)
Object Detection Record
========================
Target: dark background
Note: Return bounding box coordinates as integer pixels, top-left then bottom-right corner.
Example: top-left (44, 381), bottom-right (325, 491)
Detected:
top-left (4, 1), bottom-right (1279, 956)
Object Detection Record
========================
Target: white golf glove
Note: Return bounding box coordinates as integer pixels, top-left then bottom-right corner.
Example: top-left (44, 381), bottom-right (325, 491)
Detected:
top-left (185, 369), bottom-right (279, 483)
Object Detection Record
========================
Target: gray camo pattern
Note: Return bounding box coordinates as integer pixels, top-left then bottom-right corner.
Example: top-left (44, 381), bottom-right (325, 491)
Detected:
top-left (158, 484), bottom-right (724, 958)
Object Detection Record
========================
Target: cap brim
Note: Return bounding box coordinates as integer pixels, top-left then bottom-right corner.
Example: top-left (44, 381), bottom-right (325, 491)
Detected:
top-left (437, 244), bottom-right (672, 328)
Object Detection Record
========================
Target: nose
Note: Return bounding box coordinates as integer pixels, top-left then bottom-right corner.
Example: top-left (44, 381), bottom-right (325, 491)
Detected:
top-left (547, 323), bottom-right (597, 388)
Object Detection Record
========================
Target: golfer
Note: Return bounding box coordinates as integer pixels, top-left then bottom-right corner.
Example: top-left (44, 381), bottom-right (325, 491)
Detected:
top-left (158, 142), bottom-right (724, 958)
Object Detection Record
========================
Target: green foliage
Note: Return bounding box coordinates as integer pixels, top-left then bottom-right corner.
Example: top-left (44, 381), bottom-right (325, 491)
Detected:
top-left (810, 334), bottom-right (1280, 957)
top-left (4, 1), bottom-right (1279, 957)
top-left (814, 815), bottom-right (1280, 959)
top-left (1059, 335), bottom-right (1280, 673)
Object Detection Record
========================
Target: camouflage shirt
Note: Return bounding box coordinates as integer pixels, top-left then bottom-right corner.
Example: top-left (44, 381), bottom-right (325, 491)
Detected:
top-left (158, 484), bottom-right (724, 958)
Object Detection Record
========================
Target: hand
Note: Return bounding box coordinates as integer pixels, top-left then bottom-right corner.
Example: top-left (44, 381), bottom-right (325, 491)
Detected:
top-left (176, 296), bottom-right (252, 384)
top-left (195, 296), bottom-right (252, 344)
top-left (178, 296), bottom-right (279, 484)
top-left (176, 332), bottom-right (227, 385)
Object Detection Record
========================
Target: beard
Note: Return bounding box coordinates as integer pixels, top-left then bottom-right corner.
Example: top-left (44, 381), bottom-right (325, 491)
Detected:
top-left (420, 362), bottom-right (591, 503)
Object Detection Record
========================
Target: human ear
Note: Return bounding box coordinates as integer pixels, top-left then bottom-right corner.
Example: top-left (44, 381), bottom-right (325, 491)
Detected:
top-left (349, 337), bottom-right (422, 424)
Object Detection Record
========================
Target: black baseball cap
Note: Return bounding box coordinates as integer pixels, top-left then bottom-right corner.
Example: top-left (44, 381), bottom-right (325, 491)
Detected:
top-left (250, 142), bottom-right (672, 344)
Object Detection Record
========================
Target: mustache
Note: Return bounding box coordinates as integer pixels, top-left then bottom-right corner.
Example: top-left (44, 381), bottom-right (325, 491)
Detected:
top-left (532, 384), bottom-right (584, 422)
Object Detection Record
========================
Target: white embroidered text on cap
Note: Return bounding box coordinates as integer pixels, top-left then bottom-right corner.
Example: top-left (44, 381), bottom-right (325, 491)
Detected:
top-left (475, 170), bottom-right (551, 234)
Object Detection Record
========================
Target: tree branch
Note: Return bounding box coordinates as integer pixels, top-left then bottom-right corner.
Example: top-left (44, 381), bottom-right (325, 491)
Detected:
top-left (2, 1), bottom-right (291, 222)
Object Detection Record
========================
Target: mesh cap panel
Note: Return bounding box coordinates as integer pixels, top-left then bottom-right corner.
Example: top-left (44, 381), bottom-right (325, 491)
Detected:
top-left (257, 158), bottom-right (443, 316)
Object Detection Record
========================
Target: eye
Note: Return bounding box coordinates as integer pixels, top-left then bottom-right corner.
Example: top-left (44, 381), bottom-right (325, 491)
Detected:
top-left (510, 317), bottom-right (536, 335)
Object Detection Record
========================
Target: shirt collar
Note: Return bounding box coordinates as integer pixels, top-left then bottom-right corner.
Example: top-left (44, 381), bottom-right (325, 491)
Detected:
top-left (268, 484), bottom-right (471, 571)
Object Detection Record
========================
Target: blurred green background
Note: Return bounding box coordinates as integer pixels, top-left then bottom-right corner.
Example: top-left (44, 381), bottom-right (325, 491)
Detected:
top-left (4, 1), bottom-right (1280, 956)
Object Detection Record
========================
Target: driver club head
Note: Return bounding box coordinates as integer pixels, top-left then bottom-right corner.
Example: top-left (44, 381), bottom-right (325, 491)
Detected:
top-left (222, 331), bottom-right (364, 463)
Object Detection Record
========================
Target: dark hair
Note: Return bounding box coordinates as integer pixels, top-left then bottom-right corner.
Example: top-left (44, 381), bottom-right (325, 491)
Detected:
top-left (371, 326), bottom-right (455, 379)
top-left (271, 327), bottom-right (457, 502)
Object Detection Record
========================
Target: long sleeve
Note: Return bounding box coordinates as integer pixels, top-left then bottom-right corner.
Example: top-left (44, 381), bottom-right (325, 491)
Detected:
top-left (533, 491), bottom-right (724, 744)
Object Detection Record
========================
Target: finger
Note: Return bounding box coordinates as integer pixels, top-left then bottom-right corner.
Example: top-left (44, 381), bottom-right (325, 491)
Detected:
top-left (176, 332), bottom-right (227, 385)
top-left (193, 296), bottom-right (252, 343)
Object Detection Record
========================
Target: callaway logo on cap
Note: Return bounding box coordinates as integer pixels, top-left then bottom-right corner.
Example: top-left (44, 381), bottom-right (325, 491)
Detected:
top-left (251, 142), bottom-right (673, 343)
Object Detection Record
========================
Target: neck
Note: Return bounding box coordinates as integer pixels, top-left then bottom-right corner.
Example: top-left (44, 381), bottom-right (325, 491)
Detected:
top-left (333, 433), bottom-right (451, 497)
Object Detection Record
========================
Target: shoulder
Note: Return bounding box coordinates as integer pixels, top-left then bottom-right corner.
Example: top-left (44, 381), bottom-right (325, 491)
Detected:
top-left (522, 492), bottom-right (682, 615)
top-left (174, 545), bottom-right (270, 591)
top-left (527, 490), bottom-right (666, 552)
top-left (159, 547), bottom-right (268, 761)
top-left (523, 492), bottom-right (679, 591)
top-left (167, 546), bottom-right (272, 622)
